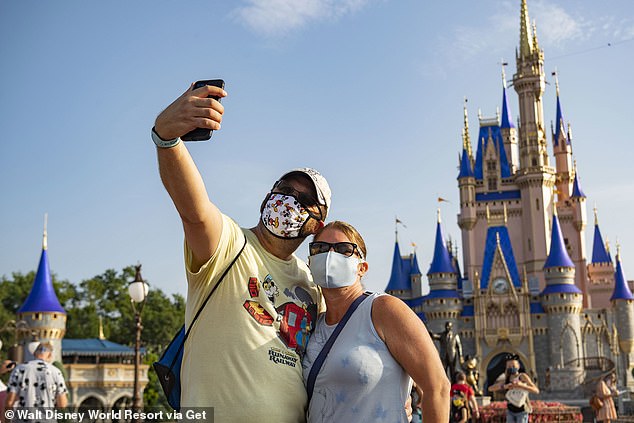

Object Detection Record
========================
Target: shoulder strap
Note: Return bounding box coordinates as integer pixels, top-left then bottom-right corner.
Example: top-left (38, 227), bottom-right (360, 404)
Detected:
top-left (306, 292), bottom-right (371, 403)
top-left (184, 234), bottom-right (248, 342)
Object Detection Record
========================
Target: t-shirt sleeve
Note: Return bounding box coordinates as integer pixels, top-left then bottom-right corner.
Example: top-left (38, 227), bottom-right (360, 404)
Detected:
top-left (53, 368), bottom-right (68, 395)
top-left (184, 214), bottom-right (244, 292)
top-left (6, 366), bottom-right (22, 393)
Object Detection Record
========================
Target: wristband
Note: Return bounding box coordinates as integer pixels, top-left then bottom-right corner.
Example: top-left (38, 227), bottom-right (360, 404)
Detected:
top-left (152, 126), bottom-right (181, 148)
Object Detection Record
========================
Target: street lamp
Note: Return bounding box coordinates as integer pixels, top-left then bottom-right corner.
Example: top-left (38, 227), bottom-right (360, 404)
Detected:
top-left (128, 264), bottom-right (149, 415)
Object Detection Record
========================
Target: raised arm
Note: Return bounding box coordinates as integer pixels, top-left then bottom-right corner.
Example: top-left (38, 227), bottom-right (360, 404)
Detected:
top-left (153, 84), bottom-right (227, 271)
top-left (372, 295), bottom-right (451, 423)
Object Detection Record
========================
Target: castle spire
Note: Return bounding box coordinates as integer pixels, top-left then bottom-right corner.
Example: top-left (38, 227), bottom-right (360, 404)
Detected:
top-left (463, 97), bottom-right (473, 161)
top-left (553, 71), bottom-right (569, 146)
top-left (611, 245), bottom-right (634, 300)
top-left (427, 209), bottom-right (455, 275)
top-left (571, 161), bottom-right (586, 198)
top-left (385, 238), bottom-right (410, 293)
top-left (519, 0), bottom-right (533, 58)
top-left (591, 206), bottom-right (611, 264)
top-left (18, 217), bottom-right (65, 314)
top-left (544, 212), bottom-right (575, 269)
top-left (500, 63), bottom-right (514, 129)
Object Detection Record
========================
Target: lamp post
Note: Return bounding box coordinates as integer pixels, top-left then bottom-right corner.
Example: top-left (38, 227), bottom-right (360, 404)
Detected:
top-left (128, 264), bottom-right (149, 415)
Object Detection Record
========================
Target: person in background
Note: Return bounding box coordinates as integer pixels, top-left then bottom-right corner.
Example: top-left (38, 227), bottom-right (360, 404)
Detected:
top-left (303, 221), bottom-right (450, 423)
top-left (595, 373), bottom-right (618, 423)
top-left (3, 343), bottom-right (67, 422)
top-left (0, 360), bottom-right (16, 419)
top-left (452, 371), bottom-right (479, 422)
top-left (488, 354), bottom-right (539, 423)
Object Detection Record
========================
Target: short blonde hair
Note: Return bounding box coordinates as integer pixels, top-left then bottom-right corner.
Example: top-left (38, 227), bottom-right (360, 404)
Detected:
top-left (316, 221), bottom-right (367, 259)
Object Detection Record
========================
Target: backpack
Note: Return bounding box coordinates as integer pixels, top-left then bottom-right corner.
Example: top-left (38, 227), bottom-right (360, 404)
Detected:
top-left (450, 390), bottom-right (469, 423)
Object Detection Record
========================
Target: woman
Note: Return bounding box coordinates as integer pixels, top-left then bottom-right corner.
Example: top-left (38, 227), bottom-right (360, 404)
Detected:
top-left (489, 355), bottom-right (539, 423)
top-left (595, 373), bottom-right (618, 423)
top-left (302, 221), bottom-right (450, 423)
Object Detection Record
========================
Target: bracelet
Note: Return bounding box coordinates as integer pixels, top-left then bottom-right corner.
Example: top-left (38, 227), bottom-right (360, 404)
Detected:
top-left (151, 126), bottom-right (181, 148)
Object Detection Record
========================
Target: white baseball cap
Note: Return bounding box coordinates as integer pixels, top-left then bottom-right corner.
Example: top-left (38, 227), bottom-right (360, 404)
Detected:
top-left (278, 167), bottom-right (331, 210)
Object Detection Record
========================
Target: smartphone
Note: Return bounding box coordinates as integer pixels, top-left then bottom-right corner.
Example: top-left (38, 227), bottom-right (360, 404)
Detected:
top-left (182, 79), bottom-right (225, 141)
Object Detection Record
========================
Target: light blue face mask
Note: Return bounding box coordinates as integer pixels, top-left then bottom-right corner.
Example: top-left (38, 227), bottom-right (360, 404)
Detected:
top-left (309, 251), bottom-right (362, 289)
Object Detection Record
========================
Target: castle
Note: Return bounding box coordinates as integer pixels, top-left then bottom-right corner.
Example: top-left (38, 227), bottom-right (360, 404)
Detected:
top-left (386, 0), bottom-right (634, 401)
top-left (6, 220), bottom-right (148, 411)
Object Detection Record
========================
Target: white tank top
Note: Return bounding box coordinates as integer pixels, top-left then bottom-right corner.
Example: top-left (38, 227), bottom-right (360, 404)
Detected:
top-left (302, 292), bottom-right (412, 423)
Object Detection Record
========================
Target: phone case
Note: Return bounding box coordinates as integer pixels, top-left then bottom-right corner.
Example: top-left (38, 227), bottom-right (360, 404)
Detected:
top-left (182, 79), bottom-right (225, 141)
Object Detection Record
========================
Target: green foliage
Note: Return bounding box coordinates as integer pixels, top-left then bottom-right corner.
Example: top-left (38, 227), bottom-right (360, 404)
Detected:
top-left (0, 265), bottom-right (185, 409)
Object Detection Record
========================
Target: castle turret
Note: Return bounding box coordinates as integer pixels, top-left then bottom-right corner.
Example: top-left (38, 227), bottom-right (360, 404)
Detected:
top-left (423, 210), bottom-right (461, 333)
top-left (611, 246), bottom-right (634, 388)
top-left (17, 217), bottom-right (67, 363)
top-left (552, 75), bottom-right (574, 202)
top-left (513, 0), bottom-right (555, 291)
top-left (587, 207), bottom-right (616, 308)
top-left (540, 210), bottom-right (583, 366)
top-left (500, 66), bottom-right (519, 173)
top-left (385, 239), bottom-right (411, 299)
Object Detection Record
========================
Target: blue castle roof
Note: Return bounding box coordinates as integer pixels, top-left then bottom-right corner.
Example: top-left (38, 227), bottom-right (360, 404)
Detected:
top-left (611, 253), bottom-right (634, 301)
top-left (474, 126), bottom-right (512, 180)
top-left (591, 223), bottom-right (611, 264)
top-left (386, 242), bottom-right (409, 291)
top-left (458, 148), bottom-right (475, 179)
top-left (62, 339), bottom-right (141, 357)
top-left (543, 213), bottom-right (575, 269)
top-left (542, 283), bottom-right (582, 295)
top-left (18, 247), bottom-right (65, 314)
top-left (500, 86), bottom-right (514, 129)
top-left (571, 173), bottom-right (586, 198)
top-left (480, 226), bottom-right (521, 289)
top-left (554, 95), bottom-right (570, 146)
top-left (427, 220), bottom-right (455, 275)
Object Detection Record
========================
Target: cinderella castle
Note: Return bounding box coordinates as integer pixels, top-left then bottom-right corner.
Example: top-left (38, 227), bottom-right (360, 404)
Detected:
top-left (386, 0), bottom-right (634, 401)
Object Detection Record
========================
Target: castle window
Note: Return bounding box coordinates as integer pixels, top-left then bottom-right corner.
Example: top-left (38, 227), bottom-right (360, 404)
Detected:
top-left (528, 238), bottom-right (532, 251)
top-left (532, 158), bottom-right (538, 167)
top-left (34, 313), bottom-right (41, 320)
top-left (488, 177), bottom-right (498, 191)
top-left (536, 199), bottom-right (540, 211)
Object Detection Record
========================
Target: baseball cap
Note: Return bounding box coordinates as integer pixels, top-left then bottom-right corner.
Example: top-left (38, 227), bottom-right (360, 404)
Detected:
top-left (278, 168), bottom-right (331, 210)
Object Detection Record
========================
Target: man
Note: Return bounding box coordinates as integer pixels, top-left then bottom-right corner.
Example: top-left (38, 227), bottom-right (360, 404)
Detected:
top-left (451, 371), bottom-right (479, 422)
top-left (489, 354), bottom-right (539, 423)
top-left (4, 343), bottom-right (68, 421)
top-left (152, 83), bottom-right (330, 422)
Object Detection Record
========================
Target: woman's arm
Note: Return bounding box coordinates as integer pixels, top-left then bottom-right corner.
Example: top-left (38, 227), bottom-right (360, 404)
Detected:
top-left (517, 373), bottom-right (540, 394)
top-left (372, 295), bottom-right (450, 423)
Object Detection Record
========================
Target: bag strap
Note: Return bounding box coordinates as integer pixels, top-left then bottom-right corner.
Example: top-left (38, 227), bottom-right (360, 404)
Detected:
top-left (306, 292), bottom-right (371, 403)
top-left (168, 233), bottom-right (248, 370)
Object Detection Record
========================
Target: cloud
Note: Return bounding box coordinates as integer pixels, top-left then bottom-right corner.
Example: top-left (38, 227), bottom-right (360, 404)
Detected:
top-left (233, 0), bottom-right (370, 37)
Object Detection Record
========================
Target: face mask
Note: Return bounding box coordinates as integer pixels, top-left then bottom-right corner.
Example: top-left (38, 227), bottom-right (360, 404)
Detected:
top-left (507, 367), bottom-right (519, 375)
top-left (309, 251), bottom-right (361, 289)
top-left (261, 193), bottom-right (310, 239)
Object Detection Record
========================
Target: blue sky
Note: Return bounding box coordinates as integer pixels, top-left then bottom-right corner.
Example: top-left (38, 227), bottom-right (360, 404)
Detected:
top-left (1, 0), bottom-right (633, 299)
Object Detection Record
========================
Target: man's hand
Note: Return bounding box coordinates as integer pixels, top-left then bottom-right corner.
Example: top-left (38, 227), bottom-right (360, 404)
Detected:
top-left (154, 84), bottom-right (227, 140)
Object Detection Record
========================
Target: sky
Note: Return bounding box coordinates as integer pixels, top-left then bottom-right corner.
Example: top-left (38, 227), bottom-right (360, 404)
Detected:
top-left (1, 0), bottom-right (633, 300)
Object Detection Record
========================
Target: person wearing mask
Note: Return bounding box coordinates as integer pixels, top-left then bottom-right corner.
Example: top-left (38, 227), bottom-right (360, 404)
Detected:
top-left (303, 221), bottom-right (450, 423)
top-left (3, 343), bottom-right (67, 421)
top-left (489, 354), bottom-right (539, 423)
top-left (153, 82), bottom-right (335, 422)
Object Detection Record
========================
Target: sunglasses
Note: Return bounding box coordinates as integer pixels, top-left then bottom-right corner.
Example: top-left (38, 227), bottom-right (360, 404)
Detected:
top-left (273, 181), bottom-right (320, 208)
top-left (309, 241), bottom-right (363, 258)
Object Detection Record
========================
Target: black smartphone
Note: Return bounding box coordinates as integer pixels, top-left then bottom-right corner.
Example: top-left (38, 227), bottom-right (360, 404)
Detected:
top-left (182, 79), bottom-right (225, 141)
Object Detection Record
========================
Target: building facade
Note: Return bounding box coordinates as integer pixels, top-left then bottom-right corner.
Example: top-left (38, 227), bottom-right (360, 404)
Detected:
top-left (386, 0), bottom-right (634, 400)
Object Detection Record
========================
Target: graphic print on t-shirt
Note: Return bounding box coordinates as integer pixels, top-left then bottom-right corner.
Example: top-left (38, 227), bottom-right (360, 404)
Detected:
top-left (242, 274), bottom-right (317, 359)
